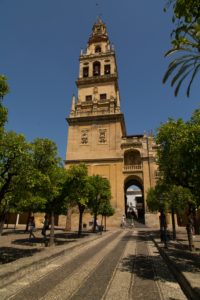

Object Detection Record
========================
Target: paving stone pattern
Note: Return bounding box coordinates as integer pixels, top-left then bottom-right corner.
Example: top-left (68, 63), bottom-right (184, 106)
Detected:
top-left (0, 225), bottom-right (199, 299)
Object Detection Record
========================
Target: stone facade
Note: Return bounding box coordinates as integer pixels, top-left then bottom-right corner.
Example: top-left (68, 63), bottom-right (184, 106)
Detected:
top-left (65, 18), bottom-right (159, 227)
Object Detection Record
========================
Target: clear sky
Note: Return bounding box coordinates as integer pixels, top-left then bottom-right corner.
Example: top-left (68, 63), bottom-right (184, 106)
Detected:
top-left (0, 0), bottom-right (199, 160)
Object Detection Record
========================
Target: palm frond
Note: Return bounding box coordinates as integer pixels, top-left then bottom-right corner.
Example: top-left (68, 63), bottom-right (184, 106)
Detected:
top-left (171, 61), bottom-right (195, 87)
top-left (174, 70), bottom-right (192, 97)
top-left (186, 64), bottom-right (200, 97)
top-left (164, 47), bottom-right (193, 57)
top-left (163, 56), bottom-right (195, 83)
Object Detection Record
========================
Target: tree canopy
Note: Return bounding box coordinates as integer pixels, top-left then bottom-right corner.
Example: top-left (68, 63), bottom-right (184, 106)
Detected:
top-left (155, 108), bottom-right (200, 209)
top-left (0, 132), bottom-right (32, 212)
top-left (0, 75), bottom-right (9, 134)
top-left (63, 163), bottom-right (90, 235)
top-left (163, 0), bottom-right (200, 96)
top-left (88, 175), bottom-right (112, 232)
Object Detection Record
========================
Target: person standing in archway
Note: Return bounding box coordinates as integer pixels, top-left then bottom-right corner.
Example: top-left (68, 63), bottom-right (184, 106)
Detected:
top-left (121, 214), bottom-right (126, 228)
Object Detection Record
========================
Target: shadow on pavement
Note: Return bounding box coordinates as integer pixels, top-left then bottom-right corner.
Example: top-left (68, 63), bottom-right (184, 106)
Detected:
top-left (0, 247), bottom-right (41, 264)
top-left (120, 230), bottom-right (189, 285)
top-left (166, 247), bottom-right (200, 273)
top-left (119, 252), bottom-right (179, 284)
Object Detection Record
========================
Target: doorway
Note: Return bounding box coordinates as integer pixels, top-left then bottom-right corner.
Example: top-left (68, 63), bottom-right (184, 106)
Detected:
top-left (124, 177), bottom-right (145, 224)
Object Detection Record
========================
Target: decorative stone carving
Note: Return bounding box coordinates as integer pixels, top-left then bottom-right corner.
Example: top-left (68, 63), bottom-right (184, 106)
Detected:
top-left (81, 129), bottom-right (89, 144)
top-left (99, 129), bottom-right (107, 143)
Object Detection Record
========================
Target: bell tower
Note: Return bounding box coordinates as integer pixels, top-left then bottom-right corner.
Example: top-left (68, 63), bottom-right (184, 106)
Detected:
top-left (65, 18), bottom-right (126, 218)
top-left (65, 18), bottom-right (158, 227)
top-left (66, 18), bottom-right (126, 162)
top-left (74, 17), bottom-right (121, 116)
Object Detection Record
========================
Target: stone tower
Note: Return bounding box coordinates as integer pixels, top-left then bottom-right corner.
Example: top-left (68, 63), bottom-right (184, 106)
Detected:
top-left (65, 18), bottom-right (158, 227)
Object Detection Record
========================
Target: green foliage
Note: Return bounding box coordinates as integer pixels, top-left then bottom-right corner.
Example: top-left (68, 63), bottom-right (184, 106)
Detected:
top-left (156, 109), bottom-right (200, 208)
top-left (147, 183), bottom-right (194, 213)
top-left (87, 175), bottom-right (112, 216)
top-left (0, 75), bottom-right (9, 99)
top-left (63, 163), bottom-right (90, 234)
top-left (31, 138), bottom-right (66, 213)
top-left (16, 195), bottom-right (47, 213)
top-left (64, 163), bottom-right (89, 209)
top-left (163, 0), bottom-right (200, 96)
top-left (98, 200), bottom-right (115, 217)
top-left (147, 182), bottom-right (170, 212)
top-left (0, 131), bottom-right (32, 213)
top-left (165, 0), bottom-right (200, 23)
top-left (0, 75), bottom-right (9, 133)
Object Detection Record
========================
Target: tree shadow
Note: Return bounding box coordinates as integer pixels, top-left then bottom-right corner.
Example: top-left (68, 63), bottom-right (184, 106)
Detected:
top-left (0, 246), bottom-right (41, 264)
top-left (54, 232), bottom-right (90, 239)
top-left (165, 247), bottom-right (200, 273)
top-left (11, 231), bottom-right (91, 247)
top-left (119, 231), bottom-right (180, 284)
top-left (119, 252), bottom-right (180, 285)
top-left (12, 237), bottom-right (47, 246)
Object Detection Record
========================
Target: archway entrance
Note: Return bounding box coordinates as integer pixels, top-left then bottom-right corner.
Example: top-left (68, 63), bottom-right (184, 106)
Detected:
top-left (124, 177), bottom-right (145, 224)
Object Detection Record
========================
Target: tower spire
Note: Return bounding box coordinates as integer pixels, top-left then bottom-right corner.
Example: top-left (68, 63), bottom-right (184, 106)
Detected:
top-left (88, 17), bottom-right (109, 45)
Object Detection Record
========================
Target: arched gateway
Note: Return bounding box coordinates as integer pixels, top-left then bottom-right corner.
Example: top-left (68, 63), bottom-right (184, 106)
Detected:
top-left (65, 18), bottom-right (159, 227)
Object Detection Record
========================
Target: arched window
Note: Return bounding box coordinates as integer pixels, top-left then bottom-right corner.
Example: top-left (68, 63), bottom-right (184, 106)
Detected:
top-left (93, 61), bottom-right (101, 76)
top-left (124, 150), bottom-right (141, 165)
top-left (83, 67), bottom-right (89, 77)
top-left (95, 45), bottom-right (101, 53)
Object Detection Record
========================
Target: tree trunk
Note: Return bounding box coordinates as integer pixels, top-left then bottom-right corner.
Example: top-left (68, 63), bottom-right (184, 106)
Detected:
top-left (49, 210), bottom-right (55, 246)
top-left (101, 215), bottom-right (103, 228)
top-left (171, 207), bottom-right (176, 240)
top-left (78, 205), bottom-right (84, 236)
top-left (160, 209), bottom-right (168, 247)
top-left (192, 209), bottom-right (198, 235)
top-left (0, 211), bottom-right (6, 235)
top-left (104, 216), bottom-right (107, 231)
top-left (186, 214), bottom-right (195, 251)
top-left (65, 207), bottom-right (72, 231)
top-left (93, 213), bottom-right (97, 233)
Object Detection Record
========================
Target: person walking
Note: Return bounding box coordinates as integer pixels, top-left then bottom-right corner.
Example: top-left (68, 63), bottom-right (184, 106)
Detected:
top-left (41, 215), bottom-right (49, 237)
top-left (121, 215), bottom-right (126, 228)
top-left (28, 216), bottom-right (36, 240)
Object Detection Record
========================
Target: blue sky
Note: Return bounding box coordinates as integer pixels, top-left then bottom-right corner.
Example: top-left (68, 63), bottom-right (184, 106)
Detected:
top-left (0, 0), bottom-right (199, 160)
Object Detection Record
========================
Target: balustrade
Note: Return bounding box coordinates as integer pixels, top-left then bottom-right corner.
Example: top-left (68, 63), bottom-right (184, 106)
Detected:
top-left (123, 164), bottom-right (142, 172)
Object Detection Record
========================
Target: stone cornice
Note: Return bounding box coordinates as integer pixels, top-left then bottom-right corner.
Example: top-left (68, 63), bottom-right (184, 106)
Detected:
top-left (121, 142), bottom-right (142, 149)
top-left (67, 112), bottom-right (124, 124)
top-left (79, 51), bottom-right (115, 61)
top-left (76, 74), bottom-right (118, 87)
top-left (67, 113), bottom-right (126, 136)
top-left (65, 157), bottom-right (123, 165)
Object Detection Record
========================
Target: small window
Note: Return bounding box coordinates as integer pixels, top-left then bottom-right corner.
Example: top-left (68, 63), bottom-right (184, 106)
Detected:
top-left (85, 95), bottom-right (92, 102)
top-left (100, 94), bottom-right (106, 100)
top-left (95, 46), bottom-right (101, 53)
top-left (96, 27), bottom-right (101, 33)
top-left (83, 67), bottom-right (89, 78)
top-left (93, 61), bottom-right (101, 76)
top-left (104, 64), bottom-right (110, 75)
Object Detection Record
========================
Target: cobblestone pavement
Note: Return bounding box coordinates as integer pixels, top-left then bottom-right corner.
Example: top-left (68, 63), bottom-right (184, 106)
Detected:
top-left (0, 226), bottom-right (189, 300)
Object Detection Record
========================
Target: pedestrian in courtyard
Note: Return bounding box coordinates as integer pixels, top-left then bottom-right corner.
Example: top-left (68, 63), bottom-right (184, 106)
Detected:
top-left (28, 216), bottom-right (36, 239)
top-left (41, 215), bottom-right (49, 237)
top-left (121, 214), bottom-right (126, 228)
